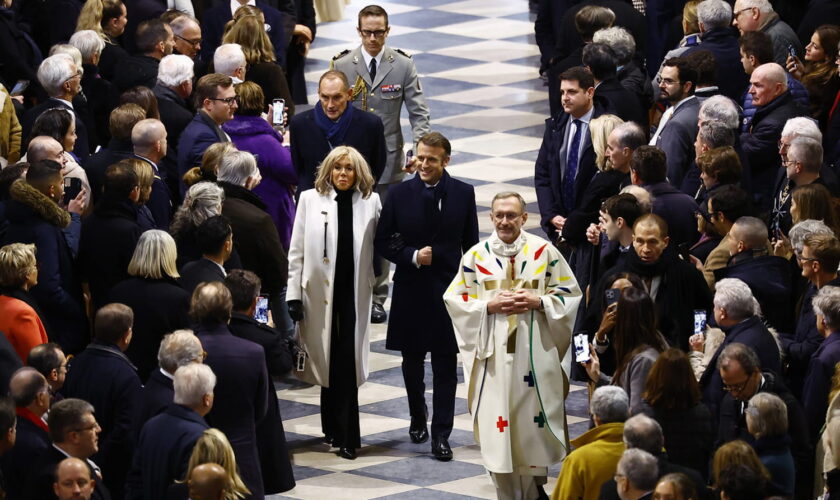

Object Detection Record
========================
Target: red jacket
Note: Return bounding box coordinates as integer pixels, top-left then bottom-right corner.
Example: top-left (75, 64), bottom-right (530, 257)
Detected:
top-left (0, 295), bottom-right (48, 361)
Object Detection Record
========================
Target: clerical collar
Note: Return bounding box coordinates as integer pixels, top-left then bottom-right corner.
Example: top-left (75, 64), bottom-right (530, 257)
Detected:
top-left (488, 231), bottom-right (526, 257)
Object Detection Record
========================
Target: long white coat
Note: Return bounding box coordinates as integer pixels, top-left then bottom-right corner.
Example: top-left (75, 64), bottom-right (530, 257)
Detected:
top-left (287, 188), bottom-right (381, 388)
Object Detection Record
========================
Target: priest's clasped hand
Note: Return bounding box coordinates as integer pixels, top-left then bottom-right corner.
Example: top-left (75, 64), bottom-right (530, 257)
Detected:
top-left (487, 290), bottom-right (541, 315)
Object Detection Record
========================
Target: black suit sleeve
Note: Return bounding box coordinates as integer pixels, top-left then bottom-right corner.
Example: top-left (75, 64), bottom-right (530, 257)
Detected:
top-left (374, 186), bottom-right (418, 267)
top-left (371, 116), bottom-right (387, 183)
top-left (534, 121), bottom-right (561, 241)
top-left (460, 186), bottom-right (479, 252)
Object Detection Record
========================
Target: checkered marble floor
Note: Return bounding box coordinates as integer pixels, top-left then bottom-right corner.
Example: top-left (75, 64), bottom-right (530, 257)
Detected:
top-left (271, 0), bottom-right (591, 498)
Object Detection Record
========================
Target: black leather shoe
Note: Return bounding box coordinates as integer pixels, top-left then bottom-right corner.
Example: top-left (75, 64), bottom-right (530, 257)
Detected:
top-left (337, 447), bottom-right (357, 460)
top-left (371, 303), bottom-right (387, 323)
top-left (431, 438), bottom-right (452, 461)
top-left (323, 434), bottom-right (333, 445)
top-left (409, 417), bottom-right (429, 443)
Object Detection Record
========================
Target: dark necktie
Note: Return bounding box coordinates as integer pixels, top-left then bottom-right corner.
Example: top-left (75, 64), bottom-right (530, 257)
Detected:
top-left (369, 59), bottom-right (377, 82)
top-left (564, 119), bottom-right (583, 212)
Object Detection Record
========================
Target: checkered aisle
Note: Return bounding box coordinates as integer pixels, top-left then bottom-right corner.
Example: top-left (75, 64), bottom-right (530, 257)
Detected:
top-left (271, 0), bottom-right (591, 498)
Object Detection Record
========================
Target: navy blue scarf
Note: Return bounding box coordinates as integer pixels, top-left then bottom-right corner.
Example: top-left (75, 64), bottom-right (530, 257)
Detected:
top-left (314, 101), bottom-right (354, 147)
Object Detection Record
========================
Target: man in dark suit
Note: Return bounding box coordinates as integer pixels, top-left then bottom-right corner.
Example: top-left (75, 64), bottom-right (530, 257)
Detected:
top-left (535, 66), bottom-right (608, 244)
top-left (180, 215), bottom-right (232, 295)
top-left (289, 70), bottom-right (386, 193)
top-left (25, 398), bottom-right (112, 500)
top-left (224, 269), bottom-right (296, 494)
top-left (85, 104), bottom-right (147, 204)
top-left (1, 368), bottom-right (51, 498)
top-left (126, 363), bottom-right (214, 500)
top-left (803, 285), bottom-right (840, 444)
top-left (177, 73), bottom-right (235, 194)
top-left (583, 43), bottom-right (647, 126)
top-left (201, 0), bottom-right (286, 67)
top-left (114, 19), bottom-right (175, 92)
top-left (154, 54), bottom-right (195, 201)
top-left (375, 132), bottom-right (479, 461)
top-left (132, 118), bottom-right (174, 229)
top-left (62, 304), bottom-right (142, 500)
top-left (21, 54), bottom-right (90, 165)
top-left (192, 282), bottom-right (270, 498)
top-left (650, 56), bottom-right (701, 189)
top-left (0, 334), bottom-right (22, 395)
top-left (27, 342), bottom-right (67, 399)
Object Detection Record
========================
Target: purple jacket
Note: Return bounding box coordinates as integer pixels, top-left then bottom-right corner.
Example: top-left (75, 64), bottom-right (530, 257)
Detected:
top-left (223, 115), bottom-right (297, 248)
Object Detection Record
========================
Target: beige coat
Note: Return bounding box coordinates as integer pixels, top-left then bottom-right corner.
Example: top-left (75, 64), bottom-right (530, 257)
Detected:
top-left (0, 85), bottom-right (21, 166)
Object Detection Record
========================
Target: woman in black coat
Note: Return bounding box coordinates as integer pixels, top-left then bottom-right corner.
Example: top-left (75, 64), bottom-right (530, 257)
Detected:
top-left (109, 230), bottom-right (190, 381)
top-left (171, 181), bottom-right (242, 270)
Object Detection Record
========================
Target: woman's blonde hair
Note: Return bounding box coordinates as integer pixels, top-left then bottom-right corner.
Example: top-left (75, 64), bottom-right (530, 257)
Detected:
top-left (712, 440), bottom-right (771, 487)
top-left (75, 0), bottom-right (124, 39)
top-left (185, 428), bottom-right (250, 500)
top-left (222, 14), bottom-right (275, 65)
top-left (590, 114), bottom-right (624, 171)
top-left (127, 230), bottom-right (180, 280)
top-left (314, 146), bottom-right (375, 197)
top-left (0, 243), bottom-right (36, 289)
top-left (184, 142), bottom-right (236, 187)
top-left (682, 0), bottom-right (701, 36)
top-left (125, 157), bottom-right (153, 199)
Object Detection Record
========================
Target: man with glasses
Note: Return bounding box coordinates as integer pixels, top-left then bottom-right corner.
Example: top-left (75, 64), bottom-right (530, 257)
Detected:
top-left (25, 398), bottom-right (110, 500)
top-left (699, 185), bottom-right (753, 289)
top-left (731, 0), bottom-right (801, 66)
top-left (177, 73), bottom-right (236, 194)
top-left (375, 132), bottom-right (477, 462)
top-left (170, 15), bottom-right (202, 61)
top-left (332, 4), bottom-right (430, 324)
top-left (714, 342), bottom-right (812, 498)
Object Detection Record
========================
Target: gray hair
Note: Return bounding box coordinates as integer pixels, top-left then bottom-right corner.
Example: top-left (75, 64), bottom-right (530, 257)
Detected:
top-left (131, 118), bottom-right (166, 154)
top-left (699, 95), bottom-right (740, 130)
top-left (788, 136), bottom-right (823, 173)
top-left (623, 414), bottom-right (664, 454)
top-left (169, 14), bottom-right (199, 36)
top-left (127, 229), bottom-right (180, 280)
top-left (697, 0), bottom-right (732, 30)
top-left (593, 26), bottom-right (635, 66)
top-left (37, 54), bottom-right (76, 97)
top-left (69, 30), bottom-right (105, 63)
top-left (745, 392), bottom-right (788, 438)
top-left (591, 386), bottom-right (629, 423)
top-left (49, 44), bottom-right (83, 70)
top-left (698, 120), bottom-right (735, 148)
top-left (157, 329), bottom-right (203, 374)
top-left (157, 54), bottom-right (194, 87)
top-left (173, 363), bottom-right (216, 407)
top-left (218, 150), bottom-right (258, 187)
top-left (613, 121), bottom-right (647, 150)
top-left (491, 191), bottom-right (526, 212)
top-left (617, 449), bottom-right (660, 491)
top-left (781, 116), bottom-right (822, 142)
top-left (718, 342), bottom-right (762, 373)
top-left (620, 185), bottom-right (653, 213)
top-left (739, 0), bottom-right (774, 14)
top-left (813, 286), bottom-right (840, 331)
top-left (714, 278), bottom-right (759, 320)
top-left (790, 219), bottom-right (835, 254)
top-left (214, 44), bottom-right (246, 78)
top-left (731, 216), bottom-right (769, 250)
top-left (182, 182), bottom-right (224, 227)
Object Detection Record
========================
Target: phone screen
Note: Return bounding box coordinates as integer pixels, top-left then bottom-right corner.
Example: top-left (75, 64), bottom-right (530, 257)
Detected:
top-left (63, 178), bottom-right (82, 206)
top-left (254, 295), bottom-right (269, 324)
top-left (10, 80), bottom-right (29, 96)
top-left (693, 309), bottom-right (707, 336)
top-left (574, 333), bottom-right (591, 363)
top-left (604, 288), bottom-right (620, 307)
top-left (272, 99), bottom-right (285, 125)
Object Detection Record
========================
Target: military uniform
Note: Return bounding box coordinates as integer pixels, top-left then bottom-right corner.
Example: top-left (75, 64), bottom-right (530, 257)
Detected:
top-left (331, 46), bottom-right (431, 185)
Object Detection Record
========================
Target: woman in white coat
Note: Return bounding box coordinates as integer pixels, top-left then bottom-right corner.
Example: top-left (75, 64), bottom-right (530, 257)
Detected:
top-left (286, 145), bottom-right (380, 460)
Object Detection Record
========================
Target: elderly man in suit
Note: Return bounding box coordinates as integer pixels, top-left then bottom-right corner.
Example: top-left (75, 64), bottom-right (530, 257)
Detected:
top-left (375, 132), bottom-right (479, 461)
top-left (535, 66), bottom-right (608, 245)
top-left (331, 4), bottom-right (431, 324)
top-left (289, 70), bottom-right (386, 194)
top-left (650, 56), bottom-right (701, 189)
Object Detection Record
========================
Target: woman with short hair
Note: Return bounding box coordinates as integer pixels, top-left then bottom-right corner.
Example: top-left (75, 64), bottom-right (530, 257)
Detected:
top-left (0, 243), bottom-right (48, 362)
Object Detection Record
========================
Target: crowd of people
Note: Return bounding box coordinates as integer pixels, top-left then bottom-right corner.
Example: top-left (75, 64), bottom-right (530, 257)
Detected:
top-left (0, 0), bottom-right (839, 498)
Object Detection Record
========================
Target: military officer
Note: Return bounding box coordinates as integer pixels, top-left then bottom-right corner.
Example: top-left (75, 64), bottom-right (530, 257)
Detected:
top-left (331, 4), bottom-right (431, 324)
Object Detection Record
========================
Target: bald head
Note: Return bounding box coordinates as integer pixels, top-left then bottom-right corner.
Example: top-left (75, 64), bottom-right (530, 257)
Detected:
top-left (9, 367), bottom-right (48, 410)
top-left (53, 457), bottom-right (94, 500)
top-left (131, 119), bottom-right (168, 161)
top-left (188, 463), bottom-right (227, 500)
top-left (749, 63), bottom-right (787, 106)
top-left (27, 136), bottom-right (65, 164)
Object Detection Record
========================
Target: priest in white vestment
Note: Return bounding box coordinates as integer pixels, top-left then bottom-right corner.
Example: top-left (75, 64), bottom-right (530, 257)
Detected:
top-left (443, 191), bottom-right (582, 500)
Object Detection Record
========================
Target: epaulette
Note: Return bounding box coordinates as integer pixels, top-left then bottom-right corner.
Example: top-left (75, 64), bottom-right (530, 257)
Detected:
top-left (394, 48), bottom-right (411, 58)
top-left (332, 49), bottom-right (351, 61)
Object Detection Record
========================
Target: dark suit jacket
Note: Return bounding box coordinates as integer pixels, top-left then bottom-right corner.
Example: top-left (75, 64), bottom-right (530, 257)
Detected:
top-left (535, 102), bottom-right (608, 242)
top-left (133, 155), bottom-right (173, 229)
top-left (126, 404), bottom-right (208, 500)
top-left (596, 78), bottom-right (647, 127)
top-left (561, 169), bottom-right (629, 245)
top-left (84, 138), bottom-right (135, 204)
top-left (715, 251), bottom-right (793, 334)
top-left (0, 332), bottom-right (21, 394)
top-left (62, 341), bottom-right (142, 497)
top-left (177, 112), bottom-right (229, 194)
top-left (0, 411), bottom-right (50, 498)
top-left (652, 97), bottom-right (701, 189)
top-left (21, 97), bottom-right (90, 164)
top-left (375, 171), bottom-right (479, 353)
top-left (113, 55), bottom-right (159, 92)
top-left (179, 257), bottom-right (226, 295)
top-left (26, 446), bottom-right (111, 500)
top-left (109, 277), bottom-right (191, 381)
top-left (133, 368), bottom-right (174, 439)
top-left (201, 1), bottom-right (286, 67)
top-left (802, 332), bottom-right (840, 442)
top-left (683, 28), bottom-right (749, 102)
top-left (153, 84), bottom-right (193, 200)
top-left (289, 107), bottom-right (386, 192)
top-left (228, 312), bottom-right (293, 376)
top-left (195, 322), bottom-right (270, 499)
top-left (646, 181), bottom-right (700, 246)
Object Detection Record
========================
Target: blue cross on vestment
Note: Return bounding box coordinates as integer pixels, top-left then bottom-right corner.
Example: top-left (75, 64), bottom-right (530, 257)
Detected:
top-left (534, 412), bottom-right (546, 428)
top-left (524, 371), bottom-right (534, 387)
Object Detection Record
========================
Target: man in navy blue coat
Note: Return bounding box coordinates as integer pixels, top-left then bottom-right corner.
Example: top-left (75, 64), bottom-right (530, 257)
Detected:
top-left (132, 119), bottom-right (174, 229)
top-left (126, 363), bottom-right (214, 500)
top-left (803, 286), bottom-right (840, 444)
top-left (177, 74), bottom-right (235, 194)
top-left (1, 368), bottom-right (51, 498)
top-left (375, 132), bottom-right (478, 461)
top-left (201, 0), bottom-right (286, 67)
top-left (62, 304), bottom-right (143, 500)
top-left (289, 70), bottom-right (386, 195)
top-left (192, 281), bottom-right (271, 498)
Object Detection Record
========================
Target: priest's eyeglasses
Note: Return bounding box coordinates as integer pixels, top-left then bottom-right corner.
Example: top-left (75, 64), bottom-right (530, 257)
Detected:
top-left (492, 212), bottom-right (524, 222)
